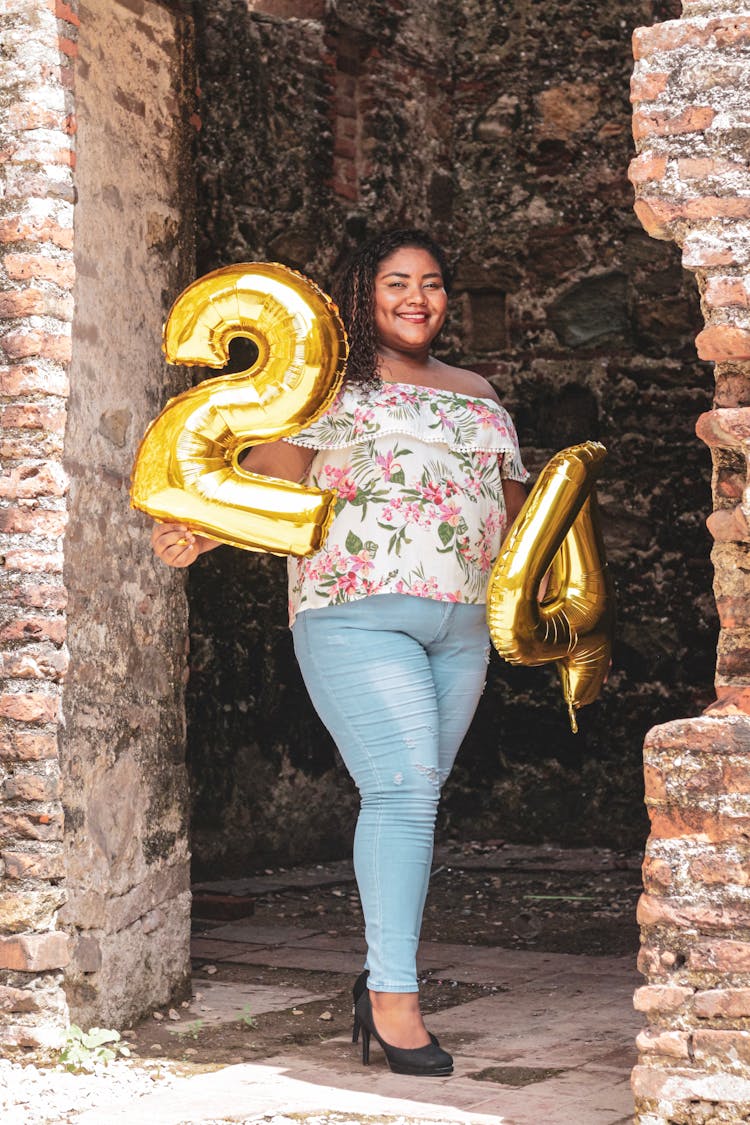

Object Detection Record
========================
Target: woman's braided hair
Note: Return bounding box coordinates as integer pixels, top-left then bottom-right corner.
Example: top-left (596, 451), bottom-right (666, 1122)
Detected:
top-left (334, 229), bottom-right (453, 387)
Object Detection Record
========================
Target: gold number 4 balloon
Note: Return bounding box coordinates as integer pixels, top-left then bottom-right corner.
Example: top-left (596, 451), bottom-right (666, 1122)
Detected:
top-left (130, 263), bottom-right (348, 557)
top-left (487, 442), bottom-right (615, 733)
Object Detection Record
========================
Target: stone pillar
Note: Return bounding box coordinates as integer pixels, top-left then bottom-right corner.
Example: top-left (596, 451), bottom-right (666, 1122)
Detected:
top-left (0, 0), bottom-right (196, 1044)
top-left (630, 4), bottom-right (750, 1120)
top-left (0, 0), bottom-right (77, 1049)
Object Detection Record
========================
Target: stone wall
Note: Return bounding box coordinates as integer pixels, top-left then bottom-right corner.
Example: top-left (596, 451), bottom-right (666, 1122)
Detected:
top-left (0, 0), bottom-right (196, 1044)
top-left (629, 4), bottom-right (750, 1122)
top-left (60, 0), bottom-right (197, 1031)
top-left (0, 0), bottom-right (78, 1049)
top-left (188, 0), bottom-right (715, 873)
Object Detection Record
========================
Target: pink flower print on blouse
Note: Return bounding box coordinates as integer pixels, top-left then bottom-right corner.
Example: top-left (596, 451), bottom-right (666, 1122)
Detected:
top-left (352, 405), bottom-right (376, 434)
top-left (438, 500), bottom-right (463, 527)
top-left (419, 480), bottom-right (445, 505)
top-left (465, 398), bottom-right (510, 433)
top-left (380, 386), bottom-right (420, 407)
top-left (434, 403), bottom-right (456, 429)
top-left (321, 464), bottom-right (358, 501)
top-left (375, 449), bottom-right (403, 482)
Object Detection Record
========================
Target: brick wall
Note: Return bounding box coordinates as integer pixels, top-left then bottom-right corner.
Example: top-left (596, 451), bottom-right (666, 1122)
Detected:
top-left (0, 0), bottom-right (196, 1045)
top-left (0, 0), bottom-right (77, 1047)
top-left (630, 4), bottom-right (750, 1121)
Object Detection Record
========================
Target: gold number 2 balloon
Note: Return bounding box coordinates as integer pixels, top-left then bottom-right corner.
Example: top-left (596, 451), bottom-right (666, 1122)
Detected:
top-left (130, 263), bottom-right (348, 557)
top-left (487, 442), bottom-right (614, 733)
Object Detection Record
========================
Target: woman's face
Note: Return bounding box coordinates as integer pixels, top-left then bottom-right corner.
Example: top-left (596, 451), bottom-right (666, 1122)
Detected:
top-left (373, 246), bottom-right (448, 356)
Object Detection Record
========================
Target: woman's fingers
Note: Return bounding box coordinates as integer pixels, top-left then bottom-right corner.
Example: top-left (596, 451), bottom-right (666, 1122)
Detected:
top-left (151, 523), bottom-right (200, 567)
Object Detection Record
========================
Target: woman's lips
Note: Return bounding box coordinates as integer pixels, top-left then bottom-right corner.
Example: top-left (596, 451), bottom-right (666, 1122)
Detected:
top-left (397, 312), bottom-right (429, 322)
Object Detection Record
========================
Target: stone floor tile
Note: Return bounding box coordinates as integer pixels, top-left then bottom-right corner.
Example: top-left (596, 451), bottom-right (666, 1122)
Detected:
top-left (221, 946), bottom-right (365, 973)
top-left (197, 921), bottom-right (324, 944)
top-left (171, 980), bottom-right (336, 1029)
top-left (190, 937), bottom-right (270, 960)
top-left (287, 931), bottom-right (367, 954)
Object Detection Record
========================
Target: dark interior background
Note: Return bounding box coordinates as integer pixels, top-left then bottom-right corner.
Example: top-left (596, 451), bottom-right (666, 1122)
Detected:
top-left (184, 0), bottom-right (716, 877)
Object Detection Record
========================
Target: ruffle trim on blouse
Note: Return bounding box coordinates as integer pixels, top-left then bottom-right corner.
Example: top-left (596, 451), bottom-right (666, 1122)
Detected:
top-left (285, 382), bottom-right (523, 457)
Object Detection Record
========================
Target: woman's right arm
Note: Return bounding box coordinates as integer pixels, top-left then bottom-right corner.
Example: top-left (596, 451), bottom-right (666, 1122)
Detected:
top-left (151, 440), bottom-right (316, 568)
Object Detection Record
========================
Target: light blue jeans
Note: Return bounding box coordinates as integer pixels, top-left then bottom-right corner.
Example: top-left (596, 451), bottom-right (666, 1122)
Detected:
top-left (292, 594), bottom-right (490, 992)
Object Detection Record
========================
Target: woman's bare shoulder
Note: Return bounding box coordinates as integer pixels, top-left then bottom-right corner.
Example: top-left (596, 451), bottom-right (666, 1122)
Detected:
top-left (432, 360), bottom-right (501, 403)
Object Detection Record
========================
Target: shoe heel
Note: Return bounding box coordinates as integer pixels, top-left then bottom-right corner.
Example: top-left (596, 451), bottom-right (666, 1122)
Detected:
top-left (352, 1011), bottom-right (360, 1044)
top-left (361, 1024), bottom-right (371, 1065)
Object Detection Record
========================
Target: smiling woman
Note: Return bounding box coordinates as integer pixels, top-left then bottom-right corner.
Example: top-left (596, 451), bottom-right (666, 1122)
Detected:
top-left (151, 228), bottom-right (528, 1077)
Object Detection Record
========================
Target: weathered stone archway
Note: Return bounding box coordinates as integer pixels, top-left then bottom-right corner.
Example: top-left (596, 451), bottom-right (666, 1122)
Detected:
top-left (1, 3), bottom-right (749, 1122)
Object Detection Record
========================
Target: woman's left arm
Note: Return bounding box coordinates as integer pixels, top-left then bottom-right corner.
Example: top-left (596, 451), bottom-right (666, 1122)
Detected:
top-left (501, 478), bottom-right (527, 538)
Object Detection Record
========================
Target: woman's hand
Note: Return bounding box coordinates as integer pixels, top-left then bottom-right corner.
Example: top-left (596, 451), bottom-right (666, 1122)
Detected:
top-left (151, 522), bottom-right (213, 568)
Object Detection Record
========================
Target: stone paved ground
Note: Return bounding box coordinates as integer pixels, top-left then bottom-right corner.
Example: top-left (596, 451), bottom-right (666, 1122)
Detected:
top-left (2, 847), bottom-right (641, 1124)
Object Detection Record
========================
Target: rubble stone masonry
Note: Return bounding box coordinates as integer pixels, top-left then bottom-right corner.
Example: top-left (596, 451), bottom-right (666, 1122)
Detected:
top-left (630, 2), bottom-right (750, 1121)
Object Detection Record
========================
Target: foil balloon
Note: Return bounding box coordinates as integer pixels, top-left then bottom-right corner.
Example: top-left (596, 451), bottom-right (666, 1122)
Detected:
top-left (130, 263), bottom-right (348, 557)
top-left (487, 442), bottom-right (614, 732)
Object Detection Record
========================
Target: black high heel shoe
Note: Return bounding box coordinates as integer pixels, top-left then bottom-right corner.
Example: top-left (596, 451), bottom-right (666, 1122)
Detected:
top-left (354, 990), bottom-right (453, 1076)
top-left (352, 971), bottom-right (440, 1046)
top-left (352, 969), bottom-right (369, 1043)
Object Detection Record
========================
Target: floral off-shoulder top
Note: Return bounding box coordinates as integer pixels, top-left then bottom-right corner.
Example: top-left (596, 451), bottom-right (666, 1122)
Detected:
top-left (284, 380), bottom-right (528, 626)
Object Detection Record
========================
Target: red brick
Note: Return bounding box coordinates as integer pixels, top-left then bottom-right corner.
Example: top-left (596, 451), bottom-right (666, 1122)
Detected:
top-left (633, 984), bottom-right (693, 1014)
top-left (1, 550), bottom-right (64, 574)
top-left (1, 648), bottom-right (68, 681)
top-left (642, 854), bottom-right (673, 893)
top-left (0, 931), bottom-right (68, 971)
top-left (53, 0), bottom-right (81, 27)
top-left (0, 405), bottom-right (66, 431)
top-left (682, 236), bottom-right (736, 270)
top-left (0, 985), bottom-right (42, 1013)
top-left (628, 153), bottom-right (667, 185)
top-left (636, 1028), bottom-right (690, 1059)
top-left (6, 105), bottom-right (67, 132)
top-left (629, 71), bottom-right (669, 103)
top-left (0, 463), bottom-right (68, 500)
top-left (11, 583), bottom-right (67, 611)
top-left (0, 615), bottom-right (66, 645)
top-left (1, 849), bottom-right (65, 880)
top-left (0, 215), bottom-right (73, 250)
top-left (0, 364), bottom-right (69, 397)
top-left (707, 686), bottom-right (750, 716)
top-left (645, 716), bottom-right (750, 756)
top-left (0, 731), bottom-right (58, 761)
top-left (632, 21), bottom-right (704, 59)
top-left (689, 852), bottom-right (750, 886)
top-left (3, 771), bottom-right (62, 802)
top-left (3, 253), bottom-right (75, 287)
top-left (703, 277), bottom-right (750, 310)
top-left (331, 178), bottom-right (358, 201)
top-left (648, 804), bottom-right (750, 843)
top-left (714, 19), bottom-right (750, 48)
top-left (632, 105), bottom-right (715, 141)
top-left (0, 693), bottom-right (59, 723)
top-left (689, 939), bottom-right (750, 972)
top-left (0, 287), bottom-right (73, 320)
top-left (638, 892), bottom-right (750, 930)
top-left (696, 325), bottom-right (750, 363)
top-left (1, 329), bottom-right (72, 363)
top-left (694, 987), bottom-right (750, 1018)
top-left (58, 36), bottom-right (77, 58)
top-left (0, 809), bottom-right (63, 843)
top-left (694, 1028), bottom-right (750, 1065)
top-left (679, 157), bottom-right (746, 180)
top-left (0, 508), bottom-right (67, 536)
top-left (643, 763), bottom-right (667, 801)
